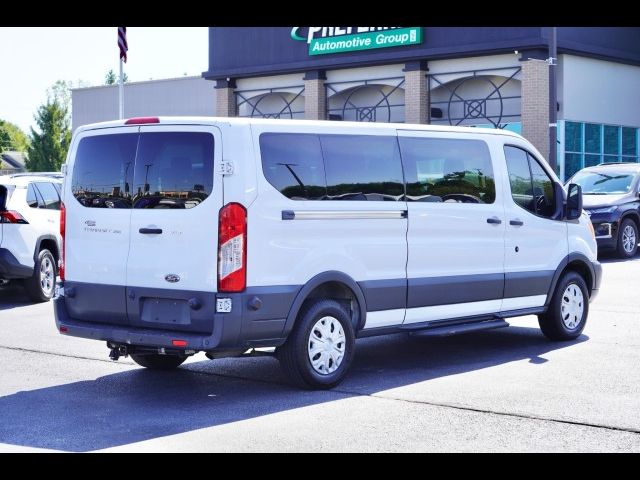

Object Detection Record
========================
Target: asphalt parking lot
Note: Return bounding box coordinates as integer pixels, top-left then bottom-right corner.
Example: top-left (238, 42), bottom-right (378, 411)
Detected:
top-left (0, 254), bottom-right (639, 452)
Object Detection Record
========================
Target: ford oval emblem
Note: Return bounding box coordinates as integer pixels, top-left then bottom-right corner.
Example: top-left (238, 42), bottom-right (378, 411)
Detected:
top-left (165, 274), bottom-right (180, 283)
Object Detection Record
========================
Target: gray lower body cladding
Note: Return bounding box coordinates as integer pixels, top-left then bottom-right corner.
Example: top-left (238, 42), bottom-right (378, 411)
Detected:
top-left (55, 282), bottom-right (301, 351)
top-left (55, 258), bottom-right (601, 352)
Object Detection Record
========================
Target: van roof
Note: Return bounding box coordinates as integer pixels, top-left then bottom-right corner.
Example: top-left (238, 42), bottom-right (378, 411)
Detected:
top-left (75, 116), bottom-right (525, 140)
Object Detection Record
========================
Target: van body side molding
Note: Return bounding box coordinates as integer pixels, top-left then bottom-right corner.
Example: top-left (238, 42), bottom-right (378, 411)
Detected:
top-left (281, 210), bottom-right (407, 220)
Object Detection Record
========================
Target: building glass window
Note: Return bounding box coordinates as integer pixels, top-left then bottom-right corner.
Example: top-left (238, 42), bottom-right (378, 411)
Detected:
top-left (584, 154), bottom-right (601, 168)
top-left (565, 122), bottom-right (583, 152)
top-left (564, 121), bottom-right (639, 180)
top-left (584, 124), bottom-right (600, 154)
top-left (564, 153), bottom-right (583, 180)
top-left (622, 127), bottom-right (637, 159)
top-left (603, 125), bottom-right (619, 156)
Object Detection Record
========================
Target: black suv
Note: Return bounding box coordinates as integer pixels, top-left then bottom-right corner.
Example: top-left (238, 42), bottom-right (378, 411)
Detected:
top-left (567, 163), bottom-right (640, 258)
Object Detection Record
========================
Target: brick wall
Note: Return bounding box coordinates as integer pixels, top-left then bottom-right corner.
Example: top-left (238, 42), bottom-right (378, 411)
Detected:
top-left (404, 69), bottom-right (428, 124)
top-left (304, 78), bottom-right (327, 120)
top-left (521, 59), bottom-right (550, 161)
top-left (215, 87), bottom-right (237, 117)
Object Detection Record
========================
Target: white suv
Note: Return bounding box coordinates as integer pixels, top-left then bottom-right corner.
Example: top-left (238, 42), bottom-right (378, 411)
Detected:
top-left (55, 117), bottom-right (601, 389)
top-left (0, 174), bottom-right (62, 302)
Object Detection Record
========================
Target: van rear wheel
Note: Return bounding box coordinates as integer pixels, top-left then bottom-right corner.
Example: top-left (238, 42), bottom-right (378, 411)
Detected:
top-left (130, 354), bottom-right (186, 370)
top-left (538, 271), bottom-right (589, 341)
top-left (277, 299), bottom-right (355, 390)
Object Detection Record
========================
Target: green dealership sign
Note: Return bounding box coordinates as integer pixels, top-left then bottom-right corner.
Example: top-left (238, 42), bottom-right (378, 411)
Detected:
top-left (291, 27), bottom-right (423, 56)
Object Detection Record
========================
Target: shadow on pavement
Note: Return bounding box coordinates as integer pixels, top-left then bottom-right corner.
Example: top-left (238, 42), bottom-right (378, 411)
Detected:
top-left (0, 284), bottom-right (33, 311)
top-left (0, 323), bottom-right (587, 451)
top-left (598, 251), bottom-right (640, 264)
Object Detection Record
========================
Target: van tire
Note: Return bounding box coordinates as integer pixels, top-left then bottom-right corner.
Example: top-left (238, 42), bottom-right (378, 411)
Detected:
top-left (538, 271), bottom-right (589, 341)
top-left (617, 218), bottom-right (638, 258)
top-left (24, 249), bottom-right (56, 303)
top-left (130, 354), bottom-right (187, 370)
top-left (277, 299), bottom-right (355, 390)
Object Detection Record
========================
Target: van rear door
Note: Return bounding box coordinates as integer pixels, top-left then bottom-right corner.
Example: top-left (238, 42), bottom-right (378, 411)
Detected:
top-left (64, 127), bottom-right (139, 325)
top-left (125, 125), bottom-right (222, 334)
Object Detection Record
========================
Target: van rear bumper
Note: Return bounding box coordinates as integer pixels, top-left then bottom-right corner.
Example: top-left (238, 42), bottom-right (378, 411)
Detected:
top-left (54, 284), bottom-right (301, 351)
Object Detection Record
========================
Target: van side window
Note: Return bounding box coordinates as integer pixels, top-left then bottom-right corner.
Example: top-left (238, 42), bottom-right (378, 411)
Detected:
top-left (504, 146), bottom-right (556, 218)
top-left (399, 137), bottom-right (496, 204)
top-left (71, 134), bottom-right (138, 208)
top-left (132, 132), bottom-right (214, 209)
top-left (260, 133), bottom-right (327, 200)
top-left (319, 135), bottom-right (404, 201)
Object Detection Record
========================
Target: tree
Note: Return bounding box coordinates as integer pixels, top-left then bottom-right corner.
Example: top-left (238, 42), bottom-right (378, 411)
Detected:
top-left (26, 82), bottom-right (71, 173)
top-left (0, 125), bottom-right (11, 152)
top-left (0, 127), bottom-right (11, 169)
top-left (105, 69), bottom-right (128, 85)
top-left (0, 119), bottom-right (30, 152)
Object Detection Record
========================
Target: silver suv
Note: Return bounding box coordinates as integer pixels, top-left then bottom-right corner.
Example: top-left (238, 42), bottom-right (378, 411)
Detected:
top-left (0, 174), bottom-right (62, 302)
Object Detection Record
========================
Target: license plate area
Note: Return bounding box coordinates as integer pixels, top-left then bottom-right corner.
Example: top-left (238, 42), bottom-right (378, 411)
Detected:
top-left (140, 298), bottom-right (190, 326)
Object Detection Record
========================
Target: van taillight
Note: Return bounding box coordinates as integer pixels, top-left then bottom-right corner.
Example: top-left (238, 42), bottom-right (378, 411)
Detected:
top-left (0, 211), bottom-right (28, 224)
top-left (217, 203), bottom-right (247, 293)
top-left (60, 202), bottom-right (66, 281)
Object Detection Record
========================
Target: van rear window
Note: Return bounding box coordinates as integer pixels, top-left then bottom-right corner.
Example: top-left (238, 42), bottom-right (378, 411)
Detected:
top-left (71, 132), bottom-right (214, 209)
top-left (72, 134), bottom-right (138, 208)
top-left (132, 132), bottom-right (214, 209)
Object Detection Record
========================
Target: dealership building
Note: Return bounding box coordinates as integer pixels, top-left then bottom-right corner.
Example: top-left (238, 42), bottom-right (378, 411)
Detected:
top-left (72, 27), bottom-right (640, 180)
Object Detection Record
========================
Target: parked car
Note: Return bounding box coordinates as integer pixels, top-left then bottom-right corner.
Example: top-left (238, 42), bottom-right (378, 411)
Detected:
top-left (0, 174), bottom-right (63, 301)
top-left (566, 163), bottom-right (640, 258)
top-left (54, 117), bottom-right (600, 389)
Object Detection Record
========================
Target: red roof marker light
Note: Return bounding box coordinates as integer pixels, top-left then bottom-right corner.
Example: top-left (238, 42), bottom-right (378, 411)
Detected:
top-left (124, 117), bottom-right (160, 125)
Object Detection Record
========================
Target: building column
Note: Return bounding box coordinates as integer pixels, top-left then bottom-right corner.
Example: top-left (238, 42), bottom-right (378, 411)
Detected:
top-left (403, 61), bottom-right (429, 124)
top-left (303, 70), bottom-right (327, 120)
top-left (521, 58), bottom-right (550, 161)
top-left (215, 78), bottom-right (237, 117)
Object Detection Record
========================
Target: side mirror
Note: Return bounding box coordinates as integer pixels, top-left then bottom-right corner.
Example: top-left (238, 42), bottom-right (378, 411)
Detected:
top-left (566, 183), bottom-right (583, 220)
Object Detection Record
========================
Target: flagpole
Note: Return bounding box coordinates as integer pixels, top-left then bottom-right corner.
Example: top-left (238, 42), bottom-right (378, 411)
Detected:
top-left (119, 56), bottom-right (124, 120)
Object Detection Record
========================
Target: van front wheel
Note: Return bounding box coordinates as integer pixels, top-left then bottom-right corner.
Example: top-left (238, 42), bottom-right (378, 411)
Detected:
top-left (130, 354), bottom-right (186, 370)
top-left (277, 299), bottom-right (355, 390)
top-left (538, 271), bottom-right (589, 341)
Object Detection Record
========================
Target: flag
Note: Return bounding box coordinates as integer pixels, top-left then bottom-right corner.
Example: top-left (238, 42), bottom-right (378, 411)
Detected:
top-left (118, 27), bottom-right (128, 63)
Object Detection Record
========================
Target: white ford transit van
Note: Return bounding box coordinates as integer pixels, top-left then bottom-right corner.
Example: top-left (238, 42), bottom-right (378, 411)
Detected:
top-left (54, 117), bottom-right (601, 389)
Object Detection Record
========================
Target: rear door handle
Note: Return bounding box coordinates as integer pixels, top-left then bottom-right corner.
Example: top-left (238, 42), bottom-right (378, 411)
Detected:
top-left (486, 217), bottom-right (502, 225)
top-left (509, 219), bottom-right (524, 226)
top-left (139, 228), bottom-right (163, 234)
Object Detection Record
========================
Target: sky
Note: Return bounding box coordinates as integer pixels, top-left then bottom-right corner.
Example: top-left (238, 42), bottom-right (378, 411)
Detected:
top-left (0, 27), bottom-right (208, 135)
